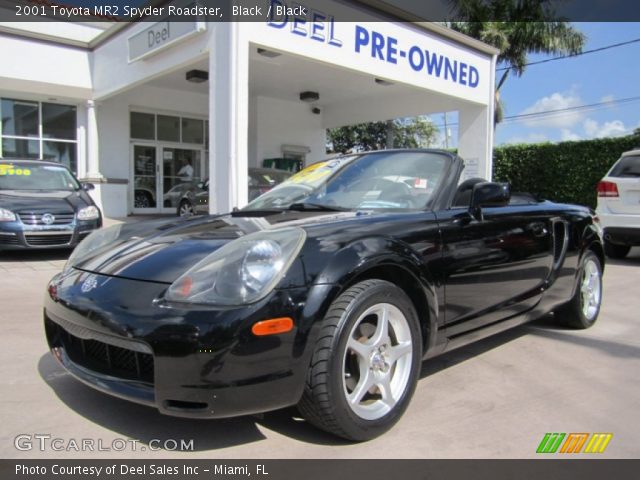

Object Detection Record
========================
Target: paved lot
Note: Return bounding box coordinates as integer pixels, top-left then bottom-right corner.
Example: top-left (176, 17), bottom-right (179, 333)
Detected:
top-left (1, 232), bottom-right (639, 459)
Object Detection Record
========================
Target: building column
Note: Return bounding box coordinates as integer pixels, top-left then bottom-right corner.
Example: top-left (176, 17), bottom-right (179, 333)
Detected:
top-left (457, 104), bottom-right (494, 181)
top-left (85, 100), bottom-right (103, 180)
top-left (207, 23), bottom-right (249, 214)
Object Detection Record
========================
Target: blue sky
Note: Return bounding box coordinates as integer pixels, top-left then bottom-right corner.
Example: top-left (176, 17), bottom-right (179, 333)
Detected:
top-left (492, 22), bottom-right (640, 145)
top-left (430, 23), bottom-right (640, 147)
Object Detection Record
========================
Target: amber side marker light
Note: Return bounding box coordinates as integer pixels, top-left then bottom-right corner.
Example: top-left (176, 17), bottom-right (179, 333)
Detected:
top-left (252, 318), bottom-right (294, 336)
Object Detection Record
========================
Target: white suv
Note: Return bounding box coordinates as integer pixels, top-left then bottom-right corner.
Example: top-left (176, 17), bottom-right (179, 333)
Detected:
top-left (596, 149), bottom-right (640, 259)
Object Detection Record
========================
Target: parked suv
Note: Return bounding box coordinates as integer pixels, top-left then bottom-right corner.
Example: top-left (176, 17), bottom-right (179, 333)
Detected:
top-left (596, 149), bottom-right (640, 258)
top-left (0, 159), bottom-right (102, 250)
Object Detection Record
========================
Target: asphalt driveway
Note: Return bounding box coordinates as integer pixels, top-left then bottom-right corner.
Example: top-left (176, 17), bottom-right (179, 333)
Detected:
top-left (1, 238), bottom-right (638, 459)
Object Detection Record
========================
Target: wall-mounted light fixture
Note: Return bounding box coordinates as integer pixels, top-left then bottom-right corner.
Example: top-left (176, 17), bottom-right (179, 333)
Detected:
top-left (257, 48), bottom-right (281, 58)
top-left (374, 78), bottom-right (394, 86)
top-left (299, 91), bottom-right (319, 102)
top-left (186, 70), bottom-right (209, 83)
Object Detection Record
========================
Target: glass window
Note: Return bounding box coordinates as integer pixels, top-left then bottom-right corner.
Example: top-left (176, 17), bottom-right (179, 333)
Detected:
top-left (157, 115), bottom-right (180, 142)
top-left (182, 117), bottom-right (203, 144)
top-left (42, 103), bottom-right (76, 139)
top-left (43, 141), bottom-right (77, 172)
top-left (131, 112), bottom-right (155, 140)
top-left (1, 138), bottom-right (39, 159)
top-left (610, 155), bottom-right (640, 177)
top-left (1, 99), bottom-right (38, 137)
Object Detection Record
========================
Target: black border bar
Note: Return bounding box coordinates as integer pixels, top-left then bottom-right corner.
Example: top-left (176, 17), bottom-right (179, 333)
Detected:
top-left (2, 460), bottom-right (640, 480)
top-left (1, 0), bottom-right (640, 22)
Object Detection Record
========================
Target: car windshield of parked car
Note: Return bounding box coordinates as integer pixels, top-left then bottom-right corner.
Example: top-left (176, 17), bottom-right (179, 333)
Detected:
top-left (244, 151), bottom-right (449, 211)
top-left (0, 163), bottom-right (80, 191)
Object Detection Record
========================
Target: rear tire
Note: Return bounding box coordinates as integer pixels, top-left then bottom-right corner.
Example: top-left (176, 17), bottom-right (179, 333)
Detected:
top-left (557, 251), bottom-right (603, 329)
top-left (298, 279), bottom-right (422, 441)
top-left (604, 241), bottom-right (630, 259)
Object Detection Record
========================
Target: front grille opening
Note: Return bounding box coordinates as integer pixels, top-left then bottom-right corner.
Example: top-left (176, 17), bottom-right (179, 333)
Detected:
top-left (25, 234), bottom-right (72, 246)
top-left (45, 318), bottom-right (154, 384)
top-left (0, 234), bottom-right (19, 245)
top-left (18, 212), bottom-right (75, 226)
top-left (164, 400), bottom-right (208, 411)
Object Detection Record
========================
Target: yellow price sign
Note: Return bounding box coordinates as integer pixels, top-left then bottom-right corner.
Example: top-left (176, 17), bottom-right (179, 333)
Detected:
top-left (287, 159), bottom-right (349, 186)
top-left (0, 165), bottom-right (31, 176)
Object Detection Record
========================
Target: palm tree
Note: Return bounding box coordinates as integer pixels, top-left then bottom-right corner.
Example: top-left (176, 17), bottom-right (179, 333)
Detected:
top-left (447, 1), bottom-right (586, 124)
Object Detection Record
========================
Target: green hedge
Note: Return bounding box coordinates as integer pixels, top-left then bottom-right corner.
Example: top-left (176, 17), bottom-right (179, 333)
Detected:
top-left (492, 134), bottom-right (640, 208)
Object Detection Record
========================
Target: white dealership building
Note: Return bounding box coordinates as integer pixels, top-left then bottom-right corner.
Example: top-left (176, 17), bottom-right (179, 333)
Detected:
top-left (0, 0), bottom-right (498, 218)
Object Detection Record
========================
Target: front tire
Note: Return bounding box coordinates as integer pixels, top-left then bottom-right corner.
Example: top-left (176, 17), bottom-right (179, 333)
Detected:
top-left (298, 279), bottom-right (422, 441)
top-left (178, 200), bottom-right (195, 217)
top-left (604, 241), bottom-right (630, 259)
top-left (558, 251), bottom-right (603, 329)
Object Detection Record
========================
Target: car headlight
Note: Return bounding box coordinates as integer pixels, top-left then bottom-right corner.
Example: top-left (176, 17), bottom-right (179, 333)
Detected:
top-left (165, 227), bottom-right (306, 306)
top-left (77, 205), bottom-right (100, 221)
top-left (0, 208), bottom-right (16, 222)
top-left (66, 224), bottom-right (122, 269)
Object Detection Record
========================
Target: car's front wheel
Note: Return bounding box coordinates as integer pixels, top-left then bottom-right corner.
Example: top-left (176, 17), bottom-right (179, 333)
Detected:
top-left (604, 240), bottom-right (630, 259)
top-left (558, 251), bottom-right (603, 329)
top-left (178, 200), bottom-right (195, 217)
top-left (298, 279), bottom-right (422, 441)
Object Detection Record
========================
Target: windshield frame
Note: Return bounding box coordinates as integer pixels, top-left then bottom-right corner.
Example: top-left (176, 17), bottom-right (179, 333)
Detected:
top-left (0, 162), bottom-right (81, 192)
top-left (242, 150), bottom-right (456, 213)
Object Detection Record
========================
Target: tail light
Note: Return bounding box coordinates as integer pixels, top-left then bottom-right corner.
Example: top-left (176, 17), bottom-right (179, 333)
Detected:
top-left (597, 181), bottom-right (619, 197)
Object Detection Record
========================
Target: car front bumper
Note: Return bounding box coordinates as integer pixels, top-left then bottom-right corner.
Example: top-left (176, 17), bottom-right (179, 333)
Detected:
top-left (0, 219), bottom-right (101, 250)
top-left (44, 268), bottom-right (323, 419)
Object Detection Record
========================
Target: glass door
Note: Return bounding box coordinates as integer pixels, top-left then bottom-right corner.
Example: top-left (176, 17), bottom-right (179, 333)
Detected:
top-left (132, 145), bottom-right (158, 212)
top-left (160, 147), bottom-right (203, 213)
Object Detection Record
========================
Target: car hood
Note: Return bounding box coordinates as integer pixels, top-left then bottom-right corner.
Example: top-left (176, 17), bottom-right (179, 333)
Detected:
top-left (0, 189), bottom-right (91, 213)
top-left (70, 211), bottom-right (364, 284)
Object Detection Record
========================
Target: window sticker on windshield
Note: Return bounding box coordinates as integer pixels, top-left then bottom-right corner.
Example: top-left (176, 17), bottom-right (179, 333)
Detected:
top-left (414, 178), bottom-right (428, 189)
top-left (287, 158), bottom-right (348, 185)
top-left (0, 165), bottom-right (31, 176)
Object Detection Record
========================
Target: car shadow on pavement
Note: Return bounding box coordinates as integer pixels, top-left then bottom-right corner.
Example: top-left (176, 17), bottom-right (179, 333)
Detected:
top-left (0, 249), bottom-right (71, 262)
top-left (37, 353), bottom-right (349, 449)
top-left (419, 323), bottom-right (532, 379)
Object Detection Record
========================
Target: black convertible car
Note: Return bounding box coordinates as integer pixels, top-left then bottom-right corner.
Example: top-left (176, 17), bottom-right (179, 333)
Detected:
top-left (44, 150), bottom-right (604, 441)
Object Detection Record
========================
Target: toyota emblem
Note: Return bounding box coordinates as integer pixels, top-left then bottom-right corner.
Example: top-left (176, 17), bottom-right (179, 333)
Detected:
top-left (41, 213), bottom-right (55, 225)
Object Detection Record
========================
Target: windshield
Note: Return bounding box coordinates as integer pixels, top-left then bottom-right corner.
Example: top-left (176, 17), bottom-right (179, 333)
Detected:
top-left (244, 151), bottom-right (449, 211)
top-left (0, 163), bottom-right (80, 191)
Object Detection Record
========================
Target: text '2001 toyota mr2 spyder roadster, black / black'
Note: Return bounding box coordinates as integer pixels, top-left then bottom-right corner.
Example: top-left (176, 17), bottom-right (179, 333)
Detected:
top-left (44, 149), bottom-right (604, 441)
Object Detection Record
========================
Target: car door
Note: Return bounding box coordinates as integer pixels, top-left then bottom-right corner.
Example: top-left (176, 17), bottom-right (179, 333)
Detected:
top-left (436, 203), bottom-right (554, 336)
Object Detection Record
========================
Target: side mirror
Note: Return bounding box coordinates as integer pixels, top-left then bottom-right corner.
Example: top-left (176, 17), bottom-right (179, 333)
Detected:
top-left (81, 182), bottom-right (95, 191)
top-left (469, 182), bottom-right (510, 220)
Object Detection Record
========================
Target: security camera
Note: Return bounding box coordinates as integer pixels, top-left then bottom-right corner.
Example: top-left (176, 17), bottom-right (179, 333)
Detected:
top-left (312, 107), bottom-right (321, 115)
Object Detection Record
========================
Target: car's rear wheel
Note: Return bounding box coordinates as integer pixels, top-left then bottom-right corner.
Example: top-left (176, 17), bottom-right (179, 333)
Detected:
top-left (558, 251), bottom-right (603, 329)
top-left (178, 200), bottom-right (194, 217)
top-left (298, 279), bottom-right (422, 441)
top-left (604, 241), bottom-right (630, 259)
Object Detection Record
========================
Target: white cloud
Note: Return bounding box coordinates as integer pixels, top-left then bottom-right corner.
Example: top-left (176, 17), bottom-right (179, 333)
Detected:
top-left (561, 129), bottom-right (581, 141)
top-left (503, 132), bottom-right (549, 145)
top-left (519, 90), bottom-right (584, 128)
top-left (583, 119), bottom-right (627, 138)
top-left (600, 94), bottom-right (615, 103)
